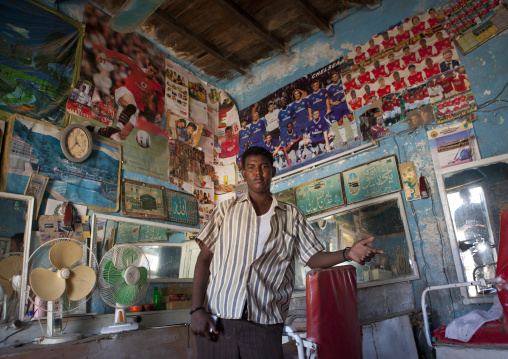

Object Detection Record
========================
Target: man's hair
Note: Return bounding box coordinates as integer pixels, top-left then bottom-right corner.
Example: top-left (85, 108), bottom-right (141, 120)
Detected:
top-left (408, 64), bottom-right (416, 70)
top-left (177, 118), bottom-right (186, 125)
top-left (403, 46), bottom-right (410, 51)
top-left (459, 188), bottom-right (471, 198)
top-left (268, 101), bottom-right (274, 106)
top-left (11, 233), bottom-right (24, 244)
top-left (187, 122), bottom-right (197, 130)
top-left (147, 59), bottom-right (159, 72)
top-left (225, 125), bottom-right (232, 132)
top-left (241, 146), bottom-right (274, 167)
top-left (241, 118), bottom-right (247, 124)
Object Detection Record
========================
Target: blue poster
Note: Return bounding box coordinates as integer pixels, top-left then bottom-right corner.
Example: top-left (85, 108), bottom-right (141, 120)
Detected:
top-left (343, 156), bottom-right (401, 204)
top-left (295, 173), bottom-right (344, 216)
top-left (2, 117), bottom-right (120, 211)
top-left (166, 190), bottom-right (198, 226)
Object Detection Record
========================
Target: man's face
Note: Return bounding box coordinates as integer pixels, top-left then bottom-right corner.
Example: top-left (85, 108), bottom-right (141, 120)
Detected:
top-left (82, 87), bottom-right (86, 92)
top-left (281, 98), bottom-right (287, 107)
top-left (312, 110), bottom-right (320, 121)
top-left (426, 58), bottom-right (433, 68)
top-left (444, 51), bottom-right (453, 62)
top-left (403, 48), bottom-right (410, 56)
top-left (409, 67), bottom-right (416, 75)
top-left (241, 154), bottom-right (275, 195)
top-left (420, 40), bottom-right (427, 48)
top-left (360, 68), bottom-right (366, 76)
top-left (394, 72), bottom-right (401, 82)
top-left (177, 120), bottom-right (185, 128)
top-left (365, 85), bottom-right (371, 94)
top-left (187, 125), bottom-right (194, 134)
top-left (253, 112), bottom-right (259, 122)
top-left (312, 81), bottom-right (320, 92)
top-left (388, 54), bottom-right (395, 62)
top-left (436, 32), bottom-right (444, 41)
top-left (226, 128), bottom-right (233, 138)
top-left (241, 121), bottom-right (247, 129)
top-left (379, 78), bottom-right (385, 87)
top-left (346, 74), bottom-right (352, 82)
top-left (146, 65), bottom-right (159, 79)
top-left (412, 17), bottom-right (420, 26)
top-left (294, 91), bottom-right (301, 101)
top-left (351, 91), bottom-right (357, 100)
top-left (369, 40), bottom-right (375, 48)
top-left (287, 122), bottom-right (293, 132)
top-left (356, 46), bottom-right (362, 55)
top-left (10, 240), bottom-right (21, 253)
top-left (331, 73), bottom-right (339, 83)
top-left (265, 134), bottom-right (272, 144)
top-left (374, 61), bottom-right (380, 69)
top-left (376, 117), bottom-right (383, 126)
top-left (382, 33), bottom-right (389, 41)
top-left (412, 115), bottom-right (420, 125)
top-left (397, 25), bottom-right (404, 34)
top-left (429, 9), bottom-right (436, 17)
top-left (268, 103), bottom-right (274, 112)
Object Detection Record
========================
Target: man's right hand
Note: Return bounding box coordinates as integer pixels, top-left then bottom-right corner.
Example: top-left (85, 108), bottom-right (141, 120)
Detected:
top-left (190, 310), bottom-right (218, 339)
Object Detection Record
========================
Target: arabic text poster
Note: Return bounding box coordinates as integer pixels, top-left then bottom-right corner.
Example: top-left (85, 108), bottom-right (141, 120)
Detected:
top-left (343, 155), bottom-right (401, 204)
top-left (295, 173), bottom-right (345, 216)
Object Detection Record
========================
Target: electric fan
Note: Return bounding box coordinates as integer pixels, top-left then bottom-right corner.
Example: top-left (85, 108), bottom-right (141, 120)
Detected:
top-left (98, 244), bottom-right (150, 334)
top-left (0, 253), bottom-right (23, 322)
top-left (28, 238), bottom-right (98, 344)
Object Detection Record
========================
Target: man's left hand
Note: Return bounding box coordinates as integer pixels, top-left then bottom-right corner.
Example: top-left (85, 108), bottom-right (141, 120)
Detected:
top-left (347, 237), bottom-right (384, 265)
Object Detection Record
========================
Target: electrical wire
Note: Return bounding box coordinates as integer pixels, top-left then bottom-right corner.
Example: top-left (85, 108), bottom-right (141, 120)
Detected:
top-left (0, 309), bottom-right (37, 344)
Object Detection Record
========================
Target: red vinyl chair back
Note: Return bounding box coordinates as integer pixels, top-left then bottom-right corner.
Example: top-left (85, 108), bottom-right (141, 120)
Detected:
top-left (306, 265), bottom-right (362, 359)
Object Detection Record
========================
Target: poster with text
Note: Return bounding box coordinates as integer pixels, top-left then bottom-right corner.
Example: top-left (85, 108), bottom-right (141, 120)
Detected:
top-left (165, 58), bottom-right (189, 118)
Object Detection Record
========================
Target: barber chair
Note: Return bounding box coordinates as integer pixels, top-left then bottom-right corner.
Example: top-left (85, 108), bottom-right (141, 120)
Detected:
top-left (421, 203), bottom-right (508, 357)
top-left (283, 265), bottom-right (362, 359)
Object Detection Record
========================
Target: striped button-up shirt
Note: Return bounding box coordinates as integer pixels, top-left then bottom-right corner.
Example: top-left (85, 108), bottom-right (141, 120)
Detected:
top-left (196, 193), bottom-right (325, 325)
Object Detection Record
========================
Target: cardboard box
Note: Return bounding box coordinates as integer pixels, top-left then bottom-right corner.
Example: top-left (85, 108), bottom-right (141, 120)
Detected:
top-left (161, 286), bottom-right (193, 296)
top-left (164, 301), bottom-right (192, 310)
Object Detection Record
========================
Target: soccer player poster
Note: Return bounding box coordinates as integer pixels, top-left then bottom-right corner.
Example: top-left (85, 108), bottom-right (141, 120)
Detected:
top-left (341, 9), bottom-right (461, 114)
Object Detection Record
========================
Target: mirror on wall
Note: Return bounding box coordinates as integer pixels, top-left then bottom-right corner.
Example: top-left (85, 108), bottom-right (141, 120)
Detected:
top-left (0, 192), bottom-right (34, 320)
top-left (437, 154), bottom-right (508, 303)
top-left (293, 192), bottom-right (419, 295)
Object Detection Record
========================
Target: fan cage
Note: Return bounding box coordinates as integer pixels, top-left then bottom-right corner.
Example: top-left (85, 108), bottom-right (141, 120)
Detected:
top-left (98, 244), bottom-right (151, 309)
top-left (27, 238), bottom-right (99, 314)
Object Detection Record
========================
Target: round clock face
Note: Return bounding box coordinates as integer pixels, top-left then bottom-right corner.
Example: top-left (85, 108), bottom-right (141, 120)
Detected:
top-left (67, 127), bottom-right (89, 159)
top-left (61, 124), bottom-right (92, 162)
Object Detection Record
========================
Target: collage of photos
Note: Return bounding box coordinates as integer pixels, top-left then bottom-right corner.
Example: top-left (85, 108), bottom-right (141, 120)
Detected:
top-left (341, 9), bottom-right (461, 114)
top-left (426, 66), bottom-right (477, 123)
top-left (357, 104), bottom-right (386, 142)
top-left (237, 60), bottom-right (360, 174)
top-left (169, 139), bottom-right (212, 183)
top-left (381, 83), bottom-right (432, 128)
top-left (165, 58), bottom-right (189, 118)
top-left (67, 78), bottom-right (118, 126)
top-left (167, 113), bottom-right (203, 148)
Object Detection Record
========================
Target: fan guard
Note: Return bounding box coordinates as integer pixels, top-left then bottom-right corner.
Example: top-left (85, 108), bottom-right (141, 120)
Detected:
top-left (98, 244), bottom-right (150, 309)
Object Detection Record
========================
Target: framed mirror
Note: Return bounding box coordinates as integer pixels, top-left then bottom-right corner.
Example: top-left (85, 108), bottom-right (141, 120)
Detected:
top-left (0, 192), bottom-right (34, 320)
top-left (293, 192), bottom-right (419, 296)
top-left (436, 153), bottom-right (508, 304)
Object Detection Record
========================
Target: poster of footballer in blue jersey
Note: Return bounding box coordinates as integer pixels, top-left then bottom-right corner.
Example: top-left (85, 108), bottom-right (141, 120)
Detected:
top-left (237, 60), bottom-right (360, 176)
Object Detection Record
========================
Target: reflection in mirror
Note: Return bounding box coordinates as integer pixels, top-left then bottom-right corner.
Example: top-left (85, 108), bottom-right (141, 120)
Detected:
top-left (442, 157), bottom-right (508, 298)
top-left (0, 192), bottom-right (34, 321)
top-left (90, 214), bottom-right (200, 315)
top-left (293, 193), bottom-right (419, 295)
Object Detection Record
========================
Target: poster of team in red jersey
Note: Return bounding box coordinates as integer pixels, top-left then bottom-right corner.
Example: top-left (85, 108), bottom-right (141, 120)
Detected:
top-left (340, 9), bottom-right (470, 127)
top-left (425, 66), bottom-right (477, 124)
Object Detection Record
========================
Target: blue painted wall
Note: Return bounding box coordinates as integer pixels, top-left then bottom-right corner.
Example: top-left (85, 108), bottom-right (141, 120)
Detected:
top-left (220, 0), bottom-right (508, 339)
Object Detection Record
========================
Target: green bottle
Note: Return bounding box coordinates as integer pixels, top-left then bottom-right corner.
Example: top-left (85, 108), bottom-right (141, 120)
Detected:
top-left (153, 287), bottom-right (162, 310)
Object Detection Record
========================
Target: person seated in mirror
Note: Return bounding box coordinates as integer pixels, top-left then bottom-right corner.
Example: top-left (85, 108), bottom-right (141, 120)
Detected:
top-left (10, 233), bottom-right (24, 253)
top-left (454, 188), bottom-right (489, 252)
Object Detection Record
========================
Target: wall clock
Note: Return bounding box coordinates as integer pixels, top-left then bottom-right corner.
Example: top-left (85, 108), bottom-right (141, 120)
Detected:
top-left (60, 123), bottom-right (93, 162)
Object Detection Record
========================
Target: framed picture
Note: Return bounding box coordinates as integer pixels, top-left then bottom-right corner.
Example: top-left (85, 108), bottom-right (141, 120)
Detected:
top-left (342, 155), bottom-right (402, 204)
top-left (24, 173), bottom-right (49, 217)
top-left (295, 173), bottom-right (345, 216)
top-left (0, 238), bottom-right (9, 255)
top-left (165, 189), bottom-right (199, 226)
top-left (122, 179), bottom-right (166, 220)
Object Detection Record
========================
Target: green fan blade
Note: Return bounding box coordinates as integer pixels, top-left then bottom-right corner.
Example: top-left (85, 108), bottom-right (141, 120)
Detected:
top-left (103, 261), bottom-right (124, 286)
top-left (137, 266), bottom-right (148, 290)
top-left (121, 248), bottom-right (139, 268)
top-left (114, 283), bottom-right (137, 305)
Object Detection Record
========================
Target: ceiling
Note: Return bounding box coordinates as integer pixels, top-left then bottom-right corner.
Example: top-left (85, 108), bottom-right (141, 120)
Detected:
top-left (92, 0), bottom-right (382, 81)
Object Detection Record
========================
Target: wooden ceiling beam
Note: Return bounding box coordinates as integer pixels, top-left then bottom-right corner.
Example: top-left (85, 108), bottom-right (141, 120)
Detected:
top-left (292, 0), bottom-right (334, 37)
top-left (152, 9), bottom-right (249, 76)
top-left (212, 0), bottom-right (288, 53)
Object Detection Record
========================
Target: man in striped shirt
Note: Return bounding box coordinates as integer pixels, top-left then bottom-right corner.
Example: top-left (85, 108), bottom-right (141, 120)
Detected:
top-left (191, 146), bottom-right (383, 358)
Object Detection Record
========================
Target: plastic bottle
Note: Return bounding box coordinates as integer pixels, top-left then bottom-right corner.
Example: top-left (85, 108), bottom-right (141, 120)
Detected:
top-left (153, 287), bottom-right (162, 311)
